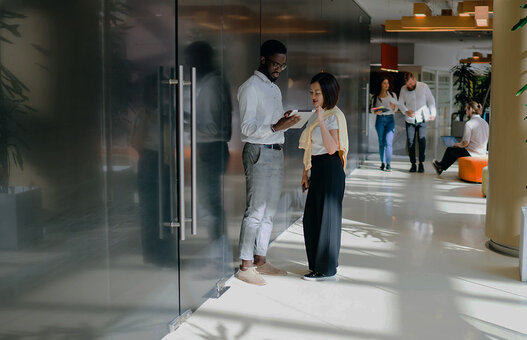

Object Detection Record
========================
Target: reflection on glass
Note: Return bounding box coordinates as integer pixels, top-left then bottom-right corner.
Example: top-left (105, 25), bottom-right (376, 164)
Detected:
top-left (0, 9), bottom-right (42, 250)
top-left (184, 41), bottom-right (232, 273)
top-left (131, 74), bottom-right (176, 266)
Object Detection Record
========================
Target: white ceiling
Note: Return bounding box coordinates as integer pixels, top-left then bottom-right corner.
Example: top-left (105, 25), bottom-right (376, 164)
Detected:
top-left (355, 0), bottom-right (492, 47)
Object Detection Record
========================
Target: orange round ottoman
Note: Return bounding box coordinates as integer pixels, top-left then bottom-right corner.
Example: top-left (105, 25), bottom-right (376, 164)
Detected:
top-left (458, 156), bottom-right (488, 183)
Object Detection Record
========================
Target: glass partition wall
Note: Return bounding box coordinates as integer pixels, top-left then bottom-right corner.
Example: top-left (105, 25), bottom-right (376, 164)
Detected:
top-left (422, 69), bottom-right (453, 162)
top-left (0, 1), bottom-right (370, 338)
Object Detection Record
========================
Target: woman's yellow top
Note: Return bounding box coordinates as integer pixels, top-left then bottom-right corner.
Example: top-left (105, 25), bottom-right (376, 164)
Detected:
top-left (298, 106), bottom-right (349, 171)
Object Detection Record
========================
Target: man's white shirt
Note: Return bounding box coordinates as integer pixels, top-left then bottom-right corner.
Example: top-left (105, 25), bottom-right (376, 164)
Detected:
top-left (398, 81), bottom-right (437, 124)
top-left (238, 70), bottom-right (285, 144)
top-left (463, 115), bottom-right (489, 157)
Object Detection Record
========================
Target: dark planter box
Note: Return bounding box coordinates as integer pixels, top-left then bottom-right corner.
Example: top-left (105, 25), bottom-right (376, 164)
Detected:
top-left (451, 119), bottom-right (467, 138)
top-left (0, 187), bottom-right (42, 249)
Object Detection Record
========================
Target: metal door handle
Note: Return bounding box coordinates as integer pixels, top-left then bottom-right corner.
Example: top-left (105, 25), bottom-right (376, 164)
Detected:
top-left (157, 66), bottom-right (165, 238)
top-left (178, 65), bottom-right (186, 241)
top-left (190, 67), bottom-right (197, 236)
top-left (162, 79), bottom-right (191, 86)
top-left (160, 66), bottom-right (196, 240)
top-left (162, 79), bottom-right (179, 85)
top-left (161, 68), bottom-right (180, 233)
top-left (365, 83), bottom-right (370, 137)
top-left (170, 68), bottom-right (177, 232)
top-left (159, 67), bottom-right (188, 236)
top-left (157, 68), bottom-right (184, 235)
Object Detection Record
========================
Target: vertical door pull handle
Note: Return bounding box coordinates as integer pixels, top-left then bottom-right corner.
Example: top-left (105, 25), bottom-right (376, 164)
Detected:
top-left (178, 65), bottom-right (186, 241)
top-left (365, 83), bottom-right (370, 137)
top-left (157, 66), bottom-right (165, 238)
top-left (190, 67), bottom-right (197, 236)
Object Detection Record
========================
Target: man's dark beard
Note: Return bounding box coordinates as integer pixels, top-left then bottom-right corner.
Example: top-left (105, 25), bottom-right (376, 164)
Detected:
top-left (258, 65), bottom-right (277, 83)
top-left (267, 73), bottom-right (278, 83)
top-left (407, 84), bottom-right (416, 91)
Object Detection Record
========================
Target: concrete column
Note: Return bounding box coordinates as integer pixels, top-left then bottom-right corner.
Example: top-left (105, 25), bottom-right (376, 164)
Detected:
top-left (486, 0), bottom-right (527, 254)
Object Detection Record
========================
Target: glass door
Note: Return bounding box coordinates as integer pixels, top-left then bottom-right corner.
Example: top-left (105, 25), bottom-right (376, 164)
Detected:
top-left (421, 69), bottom-right (452, 159)
top-left (103, 0), bottom-right (181, 337)
top-left (176, 1), bottom-right (234, 316)
top-left (0, 0), bottom-right (183, 338)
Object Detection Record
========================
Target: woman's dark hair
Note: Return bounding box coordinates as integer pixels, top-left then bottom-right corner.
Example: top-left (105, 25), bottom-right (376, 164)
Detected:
top-left (311, 72), bottom-right (340, 110)
top-left (371, 76), bottom-right (396, 109)
top-left (260, 40), bottom-right (287, 59)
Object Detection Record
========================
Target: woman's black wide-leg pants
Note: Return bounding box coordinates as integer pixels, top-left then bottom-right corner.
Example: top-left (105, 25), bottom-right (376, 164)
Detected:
top-left (303, 153), bottom-right (345, 276)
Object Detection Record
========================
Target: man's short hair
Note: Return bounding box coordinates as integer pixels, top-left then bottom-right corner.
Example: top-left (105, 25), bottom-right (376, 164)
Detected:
top-left (404, 72), bottom-right (415, 83)
top-left (311, 72), bottom-right (340, 110)
top-left (260, 40), bottom-right (287, 59)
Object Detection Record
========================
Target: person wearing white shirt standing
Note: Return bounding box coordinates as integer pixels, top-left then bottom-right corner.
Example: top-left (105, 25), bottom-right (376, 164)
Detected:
top-left (398, 72), bottom-right (437, 173)
top-left (371, 77), bottom-right (398, 172)
top-left (236, 40), bottom-right (300, 286)
top-left (432, 101), bottom-right (489, 175)
top-left (299, 72), bottom-right (348, 282)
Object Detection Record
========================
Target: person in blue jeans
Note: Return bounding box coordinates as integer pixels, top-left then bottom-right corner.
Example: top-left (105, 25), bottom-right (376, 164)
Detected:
top-left (371, 77), bottom-right (397, 171)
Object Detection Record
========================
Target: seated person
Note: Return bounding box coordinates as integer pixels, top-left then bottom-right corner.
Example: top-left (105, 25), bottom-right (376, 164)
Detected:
top-left (432, 101), bottom-right (489, 175)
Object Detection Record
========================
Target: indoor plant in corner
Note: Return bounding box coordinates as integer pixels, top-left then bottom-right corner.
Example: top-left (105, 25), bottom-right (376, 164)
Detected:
top-left (450, 62), bottom-right (476, 137)
top-left (0, 10), bottom-right (42, 250)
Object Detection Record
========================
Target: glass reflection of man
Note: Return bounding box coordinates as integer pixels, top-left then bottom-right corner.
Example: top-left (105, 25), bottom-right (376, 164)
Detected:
top-left (131, 75), bottom-right (174, 266)
top-left (184, 41), bottom-right (232, 276)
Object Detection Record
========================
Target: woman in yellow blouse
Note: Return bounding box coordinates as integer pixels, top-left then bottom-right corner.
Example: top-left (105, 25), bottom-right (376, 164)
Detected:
top-left (299, 72), bottom-right (348, 281)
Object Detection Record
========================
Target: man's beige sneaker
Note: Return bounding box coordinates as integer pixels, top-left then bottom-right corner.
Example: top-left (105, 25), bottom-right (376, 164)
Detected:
top-left (236, 267), bottom-right (266, 286)
top-left (256, 262), bottom-right (287, 276)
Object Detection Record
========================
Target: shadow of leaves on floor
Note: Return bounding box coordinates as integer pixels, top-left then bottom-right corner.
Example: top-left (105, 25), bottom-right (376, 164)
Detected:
top-left (341, 220), bottom-right (398, 244)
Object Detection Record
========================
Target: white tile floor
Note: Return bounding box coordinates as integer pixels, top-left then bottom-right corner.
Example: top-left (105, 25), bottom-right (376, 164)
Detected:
top-left (165, 160), bottom-right (527, 340)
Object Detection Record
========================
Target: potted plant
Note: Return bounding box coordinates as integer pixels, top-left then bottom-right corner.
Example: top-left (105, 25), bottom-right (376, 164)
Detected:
top-left (473, 68), bottom-right (491, 122)
top-left (0, 10), bottom-right (42, 249)
top-left (450, 62), bottom-right (476, 137)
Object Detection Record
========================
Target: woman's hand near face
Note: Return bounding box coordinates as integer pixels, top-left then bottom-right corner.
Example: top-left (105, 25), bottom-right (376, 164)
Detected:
top-left (315, 105), bottom-right (325, 122)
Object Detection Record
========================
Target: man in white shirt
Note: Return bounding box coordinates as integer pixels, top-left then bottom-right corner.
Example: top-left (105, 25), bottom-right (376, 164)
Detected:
top-left (236, 40), bottom-right (300, 285)
top-left (432, 101), bottom-right (489, 175)
top-left (398, 72), bottom-right (437, 173)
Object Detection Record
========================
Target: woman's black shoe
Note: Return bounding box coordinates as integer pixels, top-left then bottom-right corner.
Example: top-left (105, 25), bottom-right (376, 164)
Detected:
top-left (385, 164), bottom-right (392, 172)
top-left (303, 272), bottom-right (337, 281)
top-left (380, 163), bottom-right (385, 171)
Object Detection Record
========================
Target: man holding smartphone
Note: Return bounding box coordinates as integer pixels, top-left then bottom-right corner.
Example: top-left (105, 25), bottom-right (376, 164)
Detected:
top-left (236, 40), bottom-right (300, 286)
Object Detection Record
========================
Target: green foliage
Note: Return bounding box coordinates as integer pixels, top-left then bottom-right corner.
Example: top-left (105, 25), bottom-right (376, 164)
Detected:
top-left (451, 63), bottom-right (476, 121)
top-left (512, 16), bottom-right (527, 31)
top-left (512, 4), bottom-right (527, 97)
top-left (516, 83), bottom-right (527, 96)
top-left (473, 68), bottom-right (491, 110)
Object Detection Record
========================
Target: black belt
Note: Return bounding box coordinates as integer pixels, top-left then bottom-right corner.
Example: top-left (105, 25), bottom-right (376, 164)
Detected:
top-left (262, 144), bottom-right (283, 151)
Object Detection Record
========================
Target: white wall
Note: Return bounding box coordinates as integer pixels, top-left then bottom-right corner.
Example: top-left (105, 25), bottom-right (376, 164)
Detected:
top-left (414, 43), bottom-right (492, 71)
